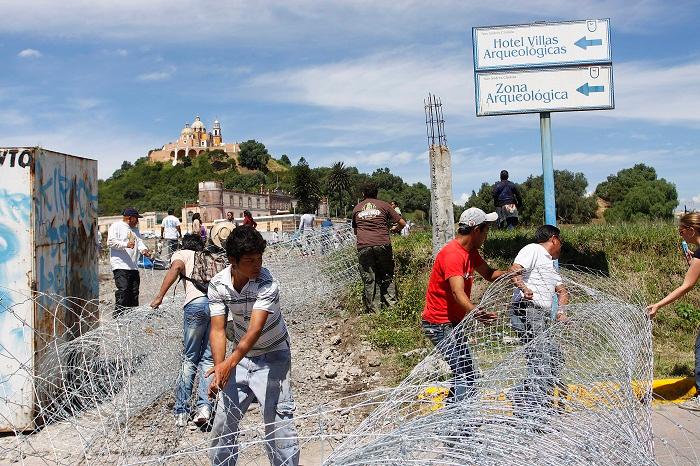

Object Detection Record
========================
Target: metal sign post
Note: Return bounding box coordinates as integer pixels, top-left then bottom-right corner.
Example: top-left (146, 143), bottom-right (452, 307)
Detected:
top-left (472, 19), bottom-right (614, 226)
top-left (539, 112), bottom-right (556, 226)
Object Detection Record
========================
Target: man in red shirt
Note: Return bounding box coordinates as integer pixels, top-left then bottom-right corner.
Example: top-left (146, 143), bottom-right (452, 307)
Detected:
top-left (352, 182), bottom-right (406, 313)
top-left (422, 207), bottom-right (506, 402)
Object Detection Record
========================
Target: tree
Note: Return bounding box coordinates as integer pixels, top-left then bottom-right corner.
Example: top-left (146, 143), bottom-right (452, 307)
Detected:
top-left (595, 164), bottom-right (678, 222)
top-left (292, 158), bottom-right (321, 214)
top-left (595, 164), bottom-right (657, 204)
top-left (400, 182), bottom-right (430, 213)
top-left (327, 162), bottom-right (351, 217)
top-left (519, 170), bottom-right (596, 224)
top-left (238, 140), bottom-right (270, 170)
top-left (279, 154), bottom-right (291, 166)
top-left (465, 183), bottom-right (495, 213)
top-left (206, 149), bottom-right (234, 171)
top-left (371, 167), bottom-right (404, 194)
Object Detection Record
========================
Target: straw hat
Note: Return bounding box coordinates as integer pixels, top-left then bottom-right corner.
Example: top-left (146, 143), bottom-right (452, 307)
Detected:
top-left (209, 221), bottom-right (235, 248)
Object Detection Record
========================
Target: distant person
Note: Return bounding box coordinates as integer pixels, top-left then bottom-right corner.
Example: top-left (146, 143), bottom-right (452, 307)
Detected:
top-left (192, 213), bottom-right (207, 243)
top-left (226, 211), bottom-right (234, 223)
top-left (242, 210), bottom-right (257, 229)
top-left (272, 227), bottom-right (280, 243)
top-left (492, 170), bottom-right (523, 230)
top-left (647, 212), bottom-right (700, 411)
top-left (321, 218), bottom-right (333, 254)
top-left (150, 234), bottom-right (213, 428)
top-left (299, 210), bottom-right (316, 234)
top-left (207, 226), bottom-right (300, 465)
top-left (401, 220), bottom-right (411, 237)
top-left (107, 208), bottom-right (151, 317)
top-left (390, 201), bottom-right (402, 216)
top-left (421, 207), bottom-right (505, 402)
top-left (161, 209), bottom-right (182, 259)
top-left (352, 182), bottom-right (406, 313)
top-left (509, 225), bottom-right (569, 418)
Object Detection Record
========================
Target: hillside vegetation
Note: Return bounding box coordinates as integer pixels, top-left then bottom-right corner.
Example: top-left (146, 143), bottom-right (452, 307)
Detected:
top-left (98, 149), bottom-right (432, 218)
top-left (347, 223), bottom-right (699, 380)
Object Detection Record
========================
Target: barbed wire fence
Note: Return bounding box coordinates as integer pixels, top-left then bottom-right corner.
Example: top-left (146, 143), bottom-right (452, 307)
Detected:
top-left (0, 226), bottom-right (697, 464)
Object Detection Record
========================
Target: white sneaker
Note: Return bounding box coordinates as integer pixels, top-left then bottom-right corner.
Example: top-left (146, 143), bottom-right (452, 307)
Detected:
top-left (175, 412), bottom-right (188, 428)
top-left (193, 405), bottom-right (212, 425)
top-left (678, 396), bottom-right (700, 412)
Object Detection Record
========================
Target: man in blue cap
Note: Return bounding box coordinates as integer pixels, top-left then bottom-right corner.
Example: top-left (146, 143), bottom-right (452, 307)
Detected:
top-left (107, 208), bottom-right (151, 317)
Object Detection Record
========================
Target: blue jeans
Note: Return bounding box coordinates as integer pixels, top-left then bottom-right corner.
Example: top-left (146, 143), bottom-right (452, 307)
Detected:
top-left (509, 301), bottom-right (564, 416)
top-left (210, 348), bottom-right (299, 466)
top-left (422, 321), bottom-right (476, 402)
top-left (174, 297), bottom-right (213, 415)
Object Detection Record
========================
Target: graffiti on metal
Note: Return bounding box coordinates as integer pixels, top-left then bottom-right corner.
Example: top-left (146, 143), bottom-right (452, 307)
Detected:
top-left (0, 148), bottom-right (99, 430)
top-left (0, 184), bottom-right (33, 427)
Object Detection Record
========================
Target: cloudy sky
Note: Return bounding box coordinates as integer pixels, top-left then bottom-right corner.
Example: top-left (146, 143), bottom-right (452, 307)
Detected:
top-left (2, 1), bottom-right (699, 208)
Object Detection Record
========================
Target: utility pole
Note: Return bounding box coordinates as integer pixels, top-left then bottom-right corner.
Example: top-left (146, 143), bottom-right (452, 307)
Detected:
top-left (425, 93), bottom-right (455, 255)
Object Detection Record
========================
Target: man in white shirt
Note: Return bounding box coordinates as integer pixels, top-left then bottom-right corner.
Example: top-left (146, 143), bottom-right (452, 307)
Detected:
top-left (298, 211), bottom-right (315, 234)
top-left (298, 211), bottom-right (316, 255)
top-left (207, 226), bottom-right (299, 465)
top-left (509, 224), bottom-right (569, 420)
top-left (161, 209), bottom-right (182, 260)
top-left (107, 208), bottom-right (150, 317)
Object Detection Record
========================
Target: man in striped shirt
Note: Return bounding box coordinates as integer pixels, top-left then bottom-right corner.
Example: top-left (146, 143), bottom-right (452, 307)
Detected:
top-left (206, 226), bottom-right (299, 466)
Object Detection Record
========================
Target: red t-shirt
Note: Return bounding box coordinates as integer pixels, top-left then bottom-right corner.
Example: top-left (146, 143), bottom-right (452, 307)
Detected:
top-left (422, 239), bottom-right (485, 324)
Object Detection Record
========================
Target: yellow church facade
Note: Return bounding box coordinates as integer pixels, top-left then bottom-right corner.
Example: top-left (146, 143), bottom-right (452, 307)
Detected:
top-left (148, 116), bottom-right (240, 164)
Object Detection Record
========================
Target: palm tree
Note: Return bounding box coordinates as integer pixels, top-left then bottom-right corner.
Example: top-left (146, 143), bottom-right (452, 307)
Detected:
top-left (328, 162), bottom-right (351, 217)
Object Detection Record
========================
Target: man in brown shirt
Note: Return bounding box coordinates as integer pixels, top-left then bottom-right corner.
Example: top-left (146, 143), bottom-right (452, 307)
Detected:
top-left (352, 182), bottom-right (407, 313)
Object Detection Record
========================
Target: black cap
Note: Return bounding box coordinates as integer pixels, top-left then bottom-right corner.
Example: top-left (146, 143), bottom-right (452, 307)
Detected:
top-left (122, 208), bottom-right (143, 218)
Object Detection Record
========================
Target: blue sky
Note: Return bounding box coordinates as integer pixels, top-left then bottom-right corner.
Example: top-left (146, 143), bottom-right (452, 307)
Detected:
top-left (2, 1), bottom-right (700, 209)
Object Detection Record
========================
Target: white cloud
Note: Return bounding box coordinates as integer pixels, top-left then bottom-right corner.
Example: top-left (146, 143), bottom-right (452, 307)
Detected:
top-left (456, 192), bottom-right (471, 205)
top-left (692, 194), bottom-right (700, 204)
top-left (116, 48), bottom-right (128, 56)
top-left (137, 66), bottom-right (175, 81)
top-left (17, 48), bottom-right (42, 58)
top-left (73, 98), bottom-right (102, 111)
top-left (246, 48), bottom-right (472, 116)
top-left (603, 60), bottom-right (700, 125)
top-left (0, 0), bottom-right (688, 43)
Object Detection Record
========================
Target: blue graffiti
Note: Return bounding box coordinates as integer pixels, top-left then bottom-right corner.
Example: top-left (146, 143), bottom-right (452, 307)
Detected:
top-left (34, 159), bottom-right (97, 239)
top-left (0, 224), bottom-right (20, 264)
top-left (0, 190), bottom-right (31, 226)
top-left (38, 256), bottom-right (66, 296)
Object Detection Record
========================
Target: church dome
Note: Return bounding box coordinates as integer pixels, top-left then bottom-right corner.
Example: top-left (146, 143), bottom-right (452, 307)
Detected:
top-left (181, 124), bottom-right (193, 135)
top-left (191, 116), bottom-right (205, 130)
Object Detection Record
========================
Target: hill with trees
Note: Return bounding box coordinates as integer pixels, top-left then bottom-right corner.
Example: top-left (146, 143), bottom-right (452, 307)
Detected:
top-left (98, 140), bottom-right (431, 218)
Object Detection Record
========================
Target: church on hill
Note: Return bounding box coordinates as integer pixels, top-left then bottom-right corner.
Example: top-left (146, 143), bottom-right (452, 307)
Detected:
top-left (148, 116), bottom-right (240, 165)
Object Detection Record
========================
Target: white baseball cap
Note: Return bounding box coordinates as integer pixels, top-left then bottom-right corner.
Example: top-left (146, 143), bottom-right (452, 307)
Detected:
top-left (458, 207), bottom-right (498, 227)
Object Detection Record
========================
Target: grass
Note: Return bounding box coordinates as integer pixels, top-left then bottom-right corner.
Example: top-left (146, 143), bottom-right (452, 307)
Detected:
top-left (345, 223), bottom-right (699, 380)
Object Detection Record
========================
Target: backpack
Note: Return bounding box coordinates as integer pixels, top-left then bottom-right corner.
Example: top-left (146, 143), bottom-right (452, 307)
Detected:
top-left (181, 251), bottom-right (227, 293)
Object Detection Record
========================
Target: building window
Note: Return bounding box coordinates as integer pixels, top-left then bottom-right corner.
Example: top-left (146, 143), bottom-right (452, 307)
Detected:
top-left (238, 196), bottom-right (243, 207)
top-left (264, 199), bottom-right (268, 209)
top-left (248, 197), bottom-right (252, 208)
top-left (256, 198), bottom-right (260, 209)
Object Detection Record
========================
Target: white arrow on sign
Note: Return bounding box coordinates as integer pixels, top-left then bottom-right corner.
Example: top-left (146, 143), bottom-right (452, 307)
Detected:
top-left (475, 65), bottom-right (614, 116)
top-left (473, 19), bottom-right (611, 71)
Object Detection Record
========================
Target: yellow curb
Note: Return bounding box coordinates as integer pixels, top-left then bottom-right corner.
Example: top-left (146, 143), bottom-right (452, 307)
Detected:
top-left (652, 377), bottom-right (697, 403)
top-left (417, 378), bottom-right (697, 411)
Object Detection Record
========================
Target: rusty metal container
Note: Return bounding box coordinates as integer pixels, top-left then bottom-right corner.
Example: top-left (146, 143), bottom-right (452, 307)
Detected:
top-left (0, 147), bottom-right (99, 431)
